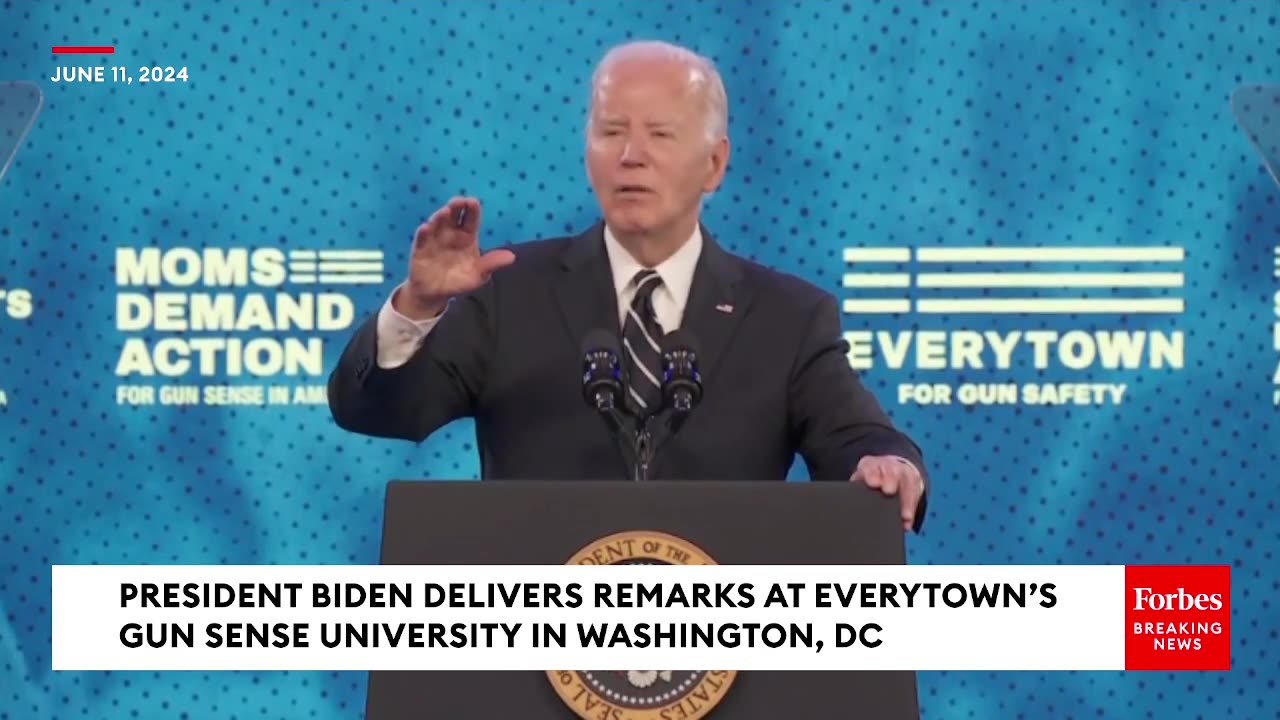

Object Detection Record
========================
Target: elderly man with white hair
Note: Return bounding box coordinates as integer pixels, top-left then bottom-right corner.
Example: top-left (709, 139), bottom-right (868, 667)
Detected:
top-left (328, 40), bottom-right (930, 531)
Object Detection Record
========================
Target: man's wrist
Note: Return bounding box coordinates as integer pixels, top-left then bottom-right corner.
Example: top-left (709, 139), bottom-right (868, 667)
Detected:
top-left (391, 285), bottom-right (448, 321)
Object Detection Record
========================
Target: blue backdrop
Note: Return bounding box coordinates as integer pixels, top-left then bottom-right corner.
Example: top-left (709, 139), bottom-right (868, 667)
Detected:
top-left (2, 1), bottom-right (1277, 717)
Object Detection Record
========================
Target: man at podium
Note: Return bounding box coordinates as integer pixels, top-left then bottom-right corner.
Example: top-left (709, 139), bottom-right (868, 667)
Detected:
top-left (327, 40), bottom-right (931, 532)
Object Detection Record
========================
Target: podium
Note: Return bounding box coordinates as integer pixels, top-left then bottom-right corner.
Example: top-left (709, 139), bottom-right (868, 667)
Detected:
top-left (366, 480), bottom-right (920, 719)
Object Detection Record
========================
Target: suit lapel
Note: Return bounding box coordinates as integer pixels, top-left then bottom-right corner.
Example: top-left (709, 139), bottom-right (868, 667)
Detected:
top-left (680, 226), bottom-right (753, 383)
top-left (553, 222), bottom-right (621, 349)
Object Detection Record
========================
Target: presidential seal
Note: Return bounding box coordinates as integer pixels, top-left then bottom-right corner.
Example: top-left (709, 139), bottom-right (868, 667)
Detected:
top-left (546, 531), bottom-right (737, 720)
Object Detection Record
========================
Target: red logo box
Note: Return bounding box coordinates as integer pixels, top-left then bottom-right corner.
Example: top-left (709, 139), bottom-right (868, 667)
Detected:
top-left (1125, 565), bottom-right (1231, 670)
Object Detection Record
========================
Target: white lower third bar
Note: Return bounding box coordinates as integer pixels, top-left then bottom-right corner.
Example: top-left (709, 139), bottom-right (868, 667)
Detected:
top-left (916, 298), bottom-right (1185, 314)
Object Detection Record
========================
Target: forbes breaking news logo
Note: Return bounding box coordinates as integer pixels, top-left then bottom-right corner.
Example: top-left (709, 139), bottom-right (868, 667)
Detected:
top-left (840, 245), bottom-right (1185, 407)
top-left (1132, 587), bottom-right (1224, 614)
top-left (1125, 565), bottom-right (1230, 670)
top-left (113, 246), bottom-right (383, 408)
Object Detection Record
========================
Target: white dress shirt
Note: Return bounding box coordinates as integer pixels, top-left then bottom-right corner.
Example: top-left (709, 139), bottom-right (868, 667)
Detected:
top-left (374, 225), bottom-right (704, 369)
top-left (603, 224), bottom-right (701, 332)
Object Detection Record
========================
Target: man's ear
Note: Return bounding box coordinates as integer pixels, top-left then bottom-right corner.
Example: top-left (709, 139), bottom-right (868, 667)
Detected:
top-left (703, 136), bottom-right (730, 193)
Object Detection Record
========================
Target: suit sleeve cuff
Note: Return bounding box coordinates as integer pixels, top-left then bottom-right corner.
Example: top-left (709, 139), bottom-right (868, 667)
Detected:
top-left (375, 285), bottom-right (445, 369)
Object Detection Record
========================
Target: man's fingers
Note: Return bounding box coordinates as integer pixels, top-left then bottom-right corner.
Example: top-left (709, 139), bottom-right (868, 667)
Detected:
top-left (415, 206), bottom-right (451, 247)
top-left (414, 214), bottom-right (439, 247)
top-left (458, 197), bottom-right (481, 233)
top-left (851, 457), bottom-right (923, 531)
top-left (477, 248), bottom-right (516, 277)
top-left (861, 461), bottom-right (886, 491)
top-left (415, 199), bottom-right (484, 253)
top-left (899, 467), bottom-right (923, 530)
top-left (879, 465), bottom-right (900, 495)
top-left (900, 481), bottom-right (917, 525)
top-left (853, 463), bottom-right (873, 487)
top-left (443, 196), bottom-right (481, 232)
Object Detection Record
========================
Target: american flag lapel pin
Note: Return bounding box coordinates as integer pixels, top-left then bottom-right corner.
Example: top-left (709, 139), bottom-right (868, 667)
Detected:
top-left (715, 303), bottom-right (734, 314)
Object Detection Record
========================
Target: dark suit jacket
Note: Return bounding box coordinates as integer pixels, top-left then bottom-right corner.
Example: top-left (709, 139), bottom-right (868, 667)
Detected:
top-left (328, 222), bottom-right (929, 529)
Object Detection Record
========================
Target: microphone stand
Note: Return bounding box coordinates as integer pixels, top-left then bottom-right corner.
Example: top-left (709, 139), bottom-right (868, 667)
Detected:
top-left (637, 410), bottom-right (686, 481)
top-left (587, 390), bottom-right (643, 481)
top-left (632, 420), bottom-right (654, 482)
top-left (585, 385), bottom-right (653, 482)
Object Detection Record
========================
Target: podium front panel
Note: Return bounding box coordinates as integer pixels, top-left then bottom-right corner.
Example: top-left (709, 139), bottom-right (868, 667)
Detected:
top-left (368, 480), bottom-right (919, 719)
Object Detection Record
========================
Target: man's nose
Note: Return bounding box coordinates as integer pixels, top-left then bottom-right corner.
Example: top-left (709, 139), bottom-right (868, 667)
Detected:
top-left (620, 136), bottom-right (649, 165)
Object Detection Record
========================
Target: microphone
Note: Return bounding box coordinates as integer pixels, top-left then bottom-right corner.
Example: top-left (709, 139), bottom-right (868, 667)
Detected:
top-left (580, 329), bottom-right (638, 478)
top-left (645, 330), bottom-right (706, 476)
top-left (581, 329), bottom-right (624, 413)
top-left (660, 329), bottom-right (703, 415)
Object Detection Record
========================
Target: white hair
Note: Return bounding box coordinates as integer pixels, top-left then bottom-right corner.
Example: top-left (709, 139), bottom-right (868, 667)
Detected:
top-left (588, 40), bottom-right (729, 145)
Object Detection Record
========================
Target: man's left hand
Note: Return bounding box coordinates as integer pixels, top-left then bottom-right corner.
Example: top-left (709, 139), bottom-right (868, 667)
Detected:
top-left (850, 455), bottom-right (925, 531)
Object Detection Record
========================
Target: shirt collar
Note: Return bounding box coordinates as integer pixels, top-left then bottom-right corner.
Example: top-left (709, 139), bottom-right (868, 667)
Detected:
top-left (602, 224), bottom-right (703, 310)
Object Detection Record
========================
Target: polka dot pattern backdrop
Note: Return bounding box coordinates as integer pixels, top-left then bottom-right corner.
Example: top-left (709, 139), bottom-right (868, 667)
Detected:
top-left (1, 0), bottom-right (1278, 717)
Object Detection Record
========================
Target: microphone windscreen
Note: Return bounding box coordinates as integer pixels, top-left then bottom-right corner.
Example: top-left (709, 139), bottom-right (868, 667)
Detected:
top-left (581, 329), bottom-right (621, 357)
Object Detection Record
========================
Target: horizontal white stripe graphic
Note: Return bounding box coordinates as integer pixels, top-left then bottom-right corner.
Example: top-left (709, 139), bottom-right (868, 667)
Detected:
top-left (843, 248), bottom-right (911, 263)
top-left (318, 274), bottom-right (385, 284)
top-left (917, 247), bottom-right (1184, 263)
top-left (317, 262), bottom-right (384, 273)
top-left (317, 250), bottom-right (384, 260)
top-left (842, 299), bottom-right (912, 313)
top-left (917, 272), bottom-right (1185, 288)
top-left (916, 298), bottom-right (1184, 314)
top-left (842, 273), bottom-right (911, 288)
top-left (291, 249), bottom-right (384, 260)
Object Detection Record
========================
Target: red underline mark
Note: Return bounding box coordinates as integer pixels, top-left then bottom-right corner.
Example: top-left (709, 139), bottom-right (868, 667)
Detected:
top-left (52, 46), bottom-right (115, 54)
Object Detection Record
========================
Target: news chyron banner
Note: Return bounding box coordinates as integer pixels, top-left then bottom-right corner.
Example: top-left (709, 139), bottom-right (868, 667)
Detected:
top-left (2, 1), bottom-right (1279, 719)
top-left (51, 564), bottom-right (1233, 673)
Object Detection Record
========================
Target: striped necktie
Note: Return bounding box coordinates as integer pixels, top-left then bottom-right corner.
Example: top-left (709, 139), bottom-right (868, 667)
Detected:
top-left (622, 269), bottom-right (666, 418)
